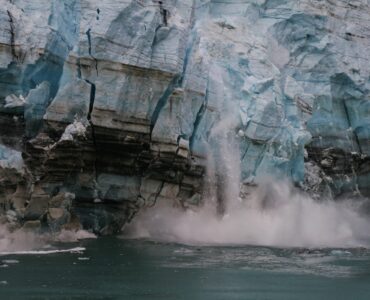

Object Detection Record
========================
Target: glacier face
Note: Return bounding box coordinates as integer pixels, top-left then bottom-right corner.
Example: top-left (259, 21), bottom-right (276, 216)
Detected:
top-left (0, 0), bottom-right (370, 234)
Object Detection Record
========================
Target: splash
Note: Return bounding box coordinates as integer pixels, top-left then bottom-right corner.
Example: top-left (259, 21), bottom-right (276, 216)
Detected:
top-left (0, 226), bottom-right (43, 253)
top-left (124, 97), bottom-right (370, 248)
top-left (0, 226), bottom-right (95, 255)
top-left (125, 111), bottom-right (370, 248)
top-left (123, 182), bottom-right (370, 248)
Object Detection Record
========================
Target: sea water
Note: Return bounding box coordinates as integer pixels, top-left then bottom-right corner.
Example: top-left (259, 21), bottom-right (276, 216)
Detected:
top-left (1, 237), bottom-right (370, 300)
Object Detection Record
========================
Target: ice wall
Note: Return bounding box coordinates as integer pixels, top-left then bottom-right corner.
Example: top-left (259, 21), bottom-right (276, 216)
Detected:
top-left (0, 0), bottom-right (370, 234)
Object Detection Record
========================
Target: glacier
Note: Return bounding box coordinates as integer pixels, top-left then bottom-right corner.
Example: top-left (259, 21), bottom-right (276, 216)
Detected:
top-left (0, 0), bottom-right (370, 234)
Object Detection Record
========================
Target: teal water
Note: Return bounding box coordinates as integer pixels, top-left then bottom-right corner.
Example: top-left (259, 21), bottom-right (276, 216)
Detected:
top-left (1, 237), bottom-right (370, 300)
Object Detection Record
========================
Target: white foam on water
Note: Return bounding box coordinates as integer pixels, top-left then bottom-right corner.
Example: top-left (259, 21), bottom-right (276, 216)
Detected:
top-left (77, 257), bottom-right (90, 261)
top-left (0, 247), bottom-right (85, 256)
top-left (2, 259), bottom-right (19, 264)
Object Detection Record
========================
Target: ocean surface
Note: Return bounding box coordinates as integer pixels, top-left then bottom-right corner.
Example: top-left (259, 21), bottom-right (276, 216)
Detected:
top-left (0, 237), bottom-right (370, 299)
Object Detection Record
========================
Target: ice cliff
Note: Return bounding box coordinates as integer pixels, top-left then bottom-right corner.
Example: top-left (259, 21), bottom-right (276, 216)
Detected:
top-left (0, 0), bottom-right (370, 234)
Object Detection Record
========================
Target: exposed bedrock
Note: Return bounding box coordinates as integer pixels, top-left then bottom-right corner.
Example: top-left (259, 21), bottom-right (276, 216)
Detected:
top-left (0, 0), bottom-right (370, 234)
